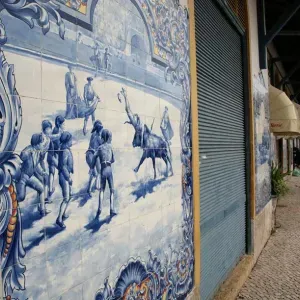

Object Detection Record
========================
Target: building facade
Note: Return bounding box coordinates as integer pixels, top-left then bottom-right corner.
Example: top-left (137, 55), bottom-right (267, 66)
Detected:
top-left (0, 0), bottom-right (278, 299)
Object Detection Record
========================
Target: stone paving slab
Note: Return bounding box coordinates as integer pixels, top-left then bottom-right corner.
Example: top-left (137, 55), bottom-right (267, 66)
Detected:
top-left (237, 177), bottom-right (300, 300)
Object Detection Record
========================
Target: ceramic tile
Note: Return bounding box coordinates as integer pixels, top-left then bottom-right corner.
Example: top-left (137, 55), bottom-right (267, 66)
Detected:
top-left (145, 72), bottom-right (163, 91)
top-left (41, 57), bottom-right (77, 103)
top-left (15, 152), bottom-right (48, 209)
top-left (107, 222), bottom-right (131, 265)
top-left (115, 0), bottom-right (131, 9)
top-left (98, 81), bottom-right (124, 113)
top-left (98, 110), bottom-right (129, 148)
top-left (75, 149), bottom-right (93, 199)
top-left (180, 0), bottom-right (188, 6)
top-left (46, 238), bottom-right (82, 299)
top-left (76, 36), bottom-right (95, 68)
top-left (4, 51), bottom-right (42, 99)
top-left (41, 20), bottom-right (78, 62)
top-left (103, 0), bottom-right (128, 44)
top-left (81, 228), bottom-right (111, 278)
top-left (52, 283), bottom-right (83, 300)
top-left (82, 267), bottom-right (113, 300)
top-left (44, 210), bottom-right (81, 251)
top-left (125, 0), bottom-right (145, 18)
top-left (90, 1), bottom-right (104, 36)
top-left (160, 94), bottom-right (182, 121)
top-left (162, 202), bottom-right (176, 235)
top-left (128, 40), bottom-right (151, 69)
top-left (126, 61), bottom-right (147, 85)
top-left (143, 91), bottom-right (161, 119)
top-left (171, 148), bottom-right (183, 176)
top-left (129, 216), bottom-right (147, 255)
top-left (134, 208), bottom-right (163, 255)
top-left (15, 96), bottom-right (42, 151)
top-left (2, 11), bottom-right (42, 51)
top-left (128, 8), bottom-right (145, 35)
top-left (19, 204), bottom-right (46, 260)
top-left (124, 83), bottom-right (146, 115)
top-left (41, 99), bottom-right (81, 152)
top-left (3, 254), bottom-right (48, 300)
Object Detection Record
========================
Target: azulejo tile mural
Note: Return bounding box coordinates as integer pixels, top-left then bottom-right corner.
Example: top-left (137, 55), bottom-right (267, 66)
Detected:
top-left (0, 0), bottom-right (193, 299)
top-left (253, 73), bottom-right (271, 214)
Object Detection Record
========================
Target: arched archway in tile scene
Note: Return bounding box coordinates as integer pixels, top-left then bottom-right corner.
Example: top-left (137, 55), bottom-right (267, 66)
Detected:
top-left (0, 0), bottom-right (193, 299)
top-left (130, 34), bottom-right (147, 67)
top-left (58, 0), bottom-right (169, 66)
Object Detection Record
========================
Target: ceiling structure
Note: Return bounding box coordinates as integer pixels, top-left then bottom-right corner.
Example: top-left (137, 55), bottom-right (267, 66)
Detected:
top-left (264, 0), bottom-right (300, 102)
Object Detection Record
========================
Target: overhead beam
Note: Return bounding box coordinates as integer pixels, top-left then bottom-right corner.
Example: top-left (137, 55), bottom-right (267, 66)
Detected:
top-left (277, 60), bottom-right (300, 88)
top-left (265, 0), bottom-right (300, 45)
top-left (291, 89), bottom-right (300, 100)
top-left (258, 0), bottom-right (300, 69)
top-left (288, 80), bottom-right (300, 85)
top-left (257, 0), bottom-right (267, 69)
top-left (277, 30), bottom-right (300, 36)
top-left (271, 57), bottom-right (300, 63)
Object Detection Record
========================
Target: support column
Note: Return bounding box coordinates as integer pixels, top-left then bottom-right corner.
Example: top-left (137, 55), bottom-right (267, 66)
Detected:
top-left (188, 0), bottom-right (201, 293)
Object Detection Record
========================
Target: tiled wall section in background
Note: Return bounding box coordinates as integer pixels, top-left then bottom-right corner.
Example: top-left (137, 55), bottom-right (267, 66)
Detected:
top-left (253, 74), bottom-right (271, 214)
top-left (0, 0), bottom-right (194, 299)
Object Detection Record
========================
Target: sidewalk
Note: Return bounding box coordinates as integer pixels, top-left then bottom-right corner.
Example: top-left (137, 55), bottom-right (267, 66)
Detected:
top-left (238, 177), bottom-right (300, 300)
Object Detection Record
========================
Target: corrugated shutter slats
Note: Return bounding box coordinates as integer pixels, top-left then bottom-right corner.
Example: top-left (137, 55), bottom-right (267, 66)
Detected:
top-left (195, 0), bottom-right (247, 299)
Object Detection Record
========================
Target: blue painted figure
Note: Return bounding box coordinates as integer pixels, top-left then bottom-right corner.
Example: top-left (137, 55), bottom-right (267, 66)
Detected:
top-left (65, 65), bottom-right (79, 120)
top-left (16, 133), bottom-right (50, 215)
top-left (86, 120), bottom-right (103, 197)
top-left (40, 120), bottom-right (62, 202)
top-left (91, 129), bottom-right (116, 219)
top-left (90, 41), bottom-right (102, 72)
top-left (48, 115), bottom-right (66, 197)
top-left (160, 106), bottom-right (174, 145)
top-left (56, 132), bottom-right (74, 228)
top-left (83, 77), bottom-right (99, 135)
top-left (104, 47), bottom-right (112, 74)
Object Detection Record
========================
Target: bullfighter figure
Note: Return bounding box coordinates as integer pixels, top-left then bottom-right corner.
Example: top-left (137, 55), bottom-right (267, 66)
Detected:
top-left (91, 129), bottom-right (116, 219)
top-left (16, 133), bottom-right (50, 216)
top-left (119, 88), bottom-right (173, 179)
top-left (160, 106), bottom-right (174, 145)
top-left (56, 132), bottom-right (74, 228)
top-left (118, 88), bottom-right (144, 149)
top-left (83, 76), bottom-right (100, 135)
top-left (39, 120), bottom-right (62, 203)
top-left (104, 47), bottom-right (112, 73)
top-left (94, 41), bottom-right (102, 71)
top-left (86, 120), bottom-right (103, 197)
top-left (48, 115), bottom-right (66, 197)
top-left (65, 64), bottom-right (79, 119)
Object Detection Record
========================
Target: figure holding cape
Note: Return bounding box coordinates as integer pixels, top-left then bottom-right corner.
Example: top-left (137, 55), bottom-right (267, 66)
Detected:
top-left (160, 106), bottom-right (174, 145)
top-left (65, 65), bottom-right (80, 119)
top-left (82, 77), bottom-right (101, 135)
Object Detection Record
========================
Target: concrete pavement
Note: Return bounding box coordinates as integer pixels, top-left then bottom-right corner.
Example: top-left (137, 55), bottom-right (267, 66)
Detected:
top-left (238, 177), bottom-right (300, 300)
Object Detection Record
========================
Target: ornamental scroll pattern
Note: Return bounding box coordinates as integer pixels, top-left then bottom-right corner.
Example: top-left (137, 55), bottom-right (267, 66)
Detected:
top-left (135, 0), bottom-right (189, 65)
top-left (0, 0), bottom-right (65, 296)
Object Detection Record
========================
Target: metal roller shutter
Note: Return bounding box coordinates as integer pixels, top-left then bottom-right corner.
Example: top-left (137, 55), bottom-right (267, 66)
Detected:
top-left (195, 0), bottom-right (247, 299)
